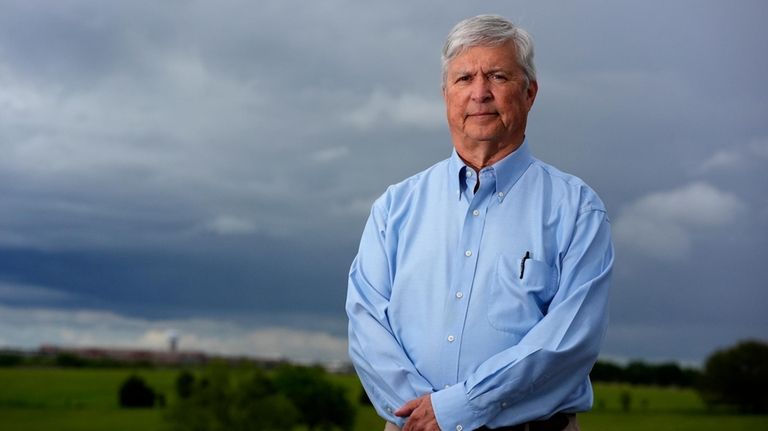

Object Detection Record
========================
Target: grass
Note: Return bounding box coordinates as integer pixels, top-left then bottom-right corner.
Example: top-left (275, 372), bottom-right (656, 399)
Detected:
top-left (1, 367), bottom-right (767, 431)
top-left (579, 413), bottom-right (768, 431)
top-left (581, 384), bottom-right (768, 431)
top-left (0, 367), bottom-right (179, 409)
top-left (0, 408), bottom-right (163, 431)
top-left (591, 383), bottom-right (706, 413)
top-left (0, 367), bottom-right (175, 431)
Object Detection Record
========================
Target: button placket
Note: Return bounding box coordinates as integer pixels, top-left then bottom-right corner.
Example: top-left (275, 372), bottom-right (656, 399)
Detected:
top-left (443, 168), bottom-right (495, 386)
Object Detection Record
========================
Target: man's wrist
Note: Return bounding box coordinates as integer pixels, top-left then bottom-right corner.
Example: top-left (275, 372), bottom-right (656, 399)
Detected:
top-left (430, 383), bottom-right (483, 431)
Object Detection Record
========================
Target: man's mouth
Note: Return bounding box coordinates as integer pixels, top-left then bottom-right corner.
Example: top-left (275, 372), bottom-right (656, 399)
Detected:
top-left (467, 112), bottom-right (498, 118)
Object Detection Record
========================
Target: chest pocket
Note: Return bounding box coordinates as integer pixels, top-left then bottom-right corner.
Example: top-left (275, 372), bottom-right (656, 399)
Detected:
top-left (487, 254), bottom-right (557, 334)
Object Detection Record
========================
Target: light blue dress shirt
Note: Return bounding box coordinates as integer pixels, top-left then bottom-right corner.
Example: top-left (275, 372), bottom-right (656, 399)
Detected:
top-left (346, 141), bottom-right (613, 431)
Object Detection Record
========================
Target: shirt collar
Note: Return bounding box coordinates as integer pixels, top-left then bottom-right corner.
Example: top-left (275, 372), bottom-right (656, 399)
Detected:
top-left (449, 139), bottom-right (534, 201)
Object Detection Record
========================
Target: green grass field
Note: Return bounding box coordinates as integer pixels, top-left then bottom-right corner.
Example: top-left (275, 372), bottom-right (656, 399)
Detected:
top-left (1, 368), bottom-right (766, 431)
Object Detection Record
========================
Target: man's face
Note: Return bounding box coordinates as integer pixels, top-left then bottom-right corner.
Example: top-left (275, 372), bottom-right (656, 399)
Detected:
top-left (443, 41), bottom-right (538, 148)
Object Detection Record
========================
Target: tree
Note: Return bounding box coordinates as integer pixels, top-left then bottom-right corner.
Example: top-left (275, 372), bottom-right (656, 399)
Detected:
top-left (590, 359), bottom-right (701, 387)
top-left (273, 365), bottom-right (355, 431)
top-left (590, 361), bottom-right (623, 383)
top-left (166, 363), bottom-right (299, 431)
top-left (229, 371), bottom-right (300, 431)
top-left (654, 362), bottom-right (685, 387)
top-left (166, 363), bottom-right (355, 431)
top-left (625, 361), bottom-right (654, 385)
top-left (176, 370), bottom-right (195, 399)
top-left (55, 353), bottom-right (87, 368)
top-left (619, 390), bottom-right (632, 412)
top-left (698, 340), bottom-right (768, 413)
top-left (119, 375), bottom-right (157, 408)
top-left (0, 353), bottom-right (23, 367)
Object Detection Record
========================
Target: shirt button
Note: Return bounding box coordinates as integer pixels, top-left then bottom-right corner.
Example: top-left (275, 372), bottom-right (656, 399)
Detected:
top-left (447, 335), bottom-right (455, 342)
top-left (498, 192), bottom-right (505, 198)
top-left (444, 384), bottom-right (451, 389)
top-left (501, 401), bottom-right (508, 408)
top-left (457, 426), bottom-right (464, 431)
top-left (472, 209), bottom-right (480, 216)
top-left (465, 170), bottom-right (472, 177)
top-left (464, 250), bottom-right (472, 257)
top-left (456, 291), bottom-right (463, 299)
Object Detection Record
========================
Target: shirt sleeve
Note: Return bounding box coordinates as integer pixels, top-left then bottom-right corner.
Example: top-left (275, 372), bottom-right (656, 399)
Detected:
top-left (431, 208), bottom-right (614, 431)
top-left (346, 198), bottom-right (435, 426)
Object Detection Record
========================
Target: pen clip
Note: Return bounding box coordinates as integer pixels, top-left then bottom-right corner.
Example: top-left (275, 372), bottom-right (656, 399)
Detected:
top-left (519, 250), bottom-right (531, 279)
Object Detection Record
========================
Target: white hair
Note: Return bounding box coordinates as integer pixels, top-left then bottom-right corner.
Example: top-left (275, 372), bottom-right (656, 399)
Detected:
top-left (441, 15), bottom-right (536, 86)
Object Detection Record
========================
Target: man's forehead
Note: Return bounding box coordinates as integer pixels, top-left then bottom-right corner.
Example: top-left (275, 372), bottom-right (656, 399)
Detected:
top-left (446, 43), bottom-right (519, 72)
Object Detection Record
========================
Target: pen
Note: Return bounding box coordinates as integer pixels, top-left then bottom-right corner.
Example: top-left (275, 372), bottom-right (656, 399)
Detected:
top-left (520, 250), bottom-right (531, 279)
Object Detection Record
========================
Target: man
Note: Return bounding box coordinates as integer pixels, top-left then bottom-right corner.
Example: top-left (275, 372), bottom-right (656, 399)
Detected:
top-left (347, 15), bottom-right (613, 431)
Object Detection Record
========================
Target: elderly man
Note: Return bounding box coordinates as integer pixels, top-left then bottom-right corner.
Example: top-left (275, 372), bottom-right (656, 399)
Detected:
top-left (346, 15), bottom-right (613, 431)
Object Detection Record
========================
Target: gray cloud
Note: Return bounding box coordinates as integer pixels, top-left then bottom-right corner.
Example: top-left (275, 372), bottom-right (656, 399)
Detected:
top-left (206, 215), bottom-right (258, 236)
top-left (343, 89), bottom-right (445, 130)
top-left (613, 182), bottom-right (746, 259)
top-left (696, 137), bottom-right (768, 174)
top-left (0, 281), bottom-right (75, 304)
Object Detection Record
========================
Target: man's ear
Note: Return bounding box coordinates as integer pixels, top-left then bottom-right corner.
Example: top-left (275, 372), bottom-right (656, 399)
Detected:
top-left (526, 80), bottom-right (538, 110)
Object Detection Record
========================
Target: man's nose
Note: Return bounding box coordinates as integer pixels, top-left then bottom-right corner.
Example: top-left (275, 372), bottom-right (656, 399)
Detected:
top-left (470, 77), bottom-right (492, 102)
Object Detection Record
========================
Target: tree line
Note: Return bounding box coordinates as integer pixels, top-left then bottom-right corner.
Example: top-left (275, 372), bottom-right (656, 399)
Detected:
top-left (0, 351), bottom-right (160, 368)
top-left (589, 360), bottom-right (700, 387)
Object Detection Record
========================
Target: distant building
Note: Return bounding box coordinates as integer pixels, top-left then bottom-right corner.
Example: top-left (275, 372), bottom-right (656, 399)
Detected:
top-left (168, 332), bottom-right (179, 353)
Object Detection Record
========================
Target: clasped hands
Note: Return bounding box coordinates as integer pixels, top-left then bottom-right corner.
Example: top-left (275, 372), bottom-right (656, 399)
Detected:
top-left (395, 394), bottom-right (441, 431)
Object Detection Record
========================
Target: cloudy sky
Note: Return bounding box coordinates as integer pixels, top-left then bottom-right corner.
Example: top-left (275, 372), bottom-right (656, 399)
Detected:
top-left (1, 0), bottom-right (766, 365)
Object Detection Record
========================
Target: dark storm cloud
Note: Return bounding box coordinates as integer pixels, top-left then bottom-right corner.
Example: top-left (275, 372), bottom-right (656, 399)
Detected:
top-left (0, 0), bottom-right (766, 363)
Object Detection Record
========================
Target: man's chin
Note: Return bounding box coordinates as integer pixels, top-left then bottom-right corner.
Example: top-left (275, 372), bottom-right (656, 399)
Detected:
top-left (462, 128), bottom-right (504, 143)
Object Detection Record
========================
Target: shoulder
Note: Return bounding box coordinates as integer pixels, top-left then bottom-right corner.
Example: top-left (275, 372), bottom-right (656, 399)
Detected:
top-left (371, 157), bottom-right (450, 215)
top-left (528, 157), bottom-right (607, 216)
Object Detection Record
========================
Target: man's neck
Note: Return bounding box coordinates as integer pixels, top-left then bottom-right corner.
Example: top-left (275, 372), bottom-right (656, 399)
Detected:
top-left (454, 136), bottom-right (524, 173)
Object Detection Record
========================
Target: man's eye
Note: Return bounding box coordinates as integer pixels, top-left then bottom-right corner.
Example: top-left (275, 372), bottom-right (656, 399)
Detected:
top-left (490, 74), bottom-right (507, 81)
top-left (456, 75), bottom-right (471, 82)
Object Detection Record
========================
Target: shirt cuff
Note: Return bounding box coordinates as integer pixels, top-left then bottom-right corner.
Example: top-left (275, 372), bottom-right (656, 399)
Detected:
top-left (430, 383), bottom-right (483, 431)
top-left (374, 399), bottom-right (406, 427)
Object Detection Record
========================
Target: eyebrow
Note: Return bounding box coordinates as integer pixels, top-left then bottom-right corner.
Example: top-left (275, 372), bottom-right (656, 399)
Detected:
top-left (450, 69), bottom-right (472, 77)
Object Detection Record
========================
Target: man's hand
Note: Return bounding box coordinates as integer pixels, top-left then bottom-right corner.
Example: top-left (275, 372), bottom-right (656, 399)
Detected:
top-left (395, 394), bottom-right (440, 431)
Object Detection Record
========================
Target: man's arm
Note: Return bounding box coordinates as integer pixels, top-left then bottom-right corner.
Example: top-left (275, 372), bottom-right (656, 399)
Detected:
top-left (430, 208), bottom-right (613, 431)
top-left (347, 198), bottom-right (435, 426)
